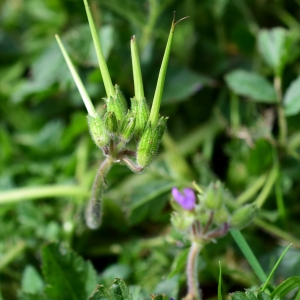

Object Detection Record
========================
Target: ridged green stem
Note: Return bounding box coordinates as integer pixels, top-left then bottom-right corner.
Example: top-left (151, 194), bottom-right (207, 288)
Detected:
top-left (83, 0), bottom-right (115, 98)
top-left (131, 35), bottom-right (144, 101)
top-left (0, 185), bottom-right (88, 204)
top-left (148, 20), bottom-right (175, 125)
top-left (55, 35), bottom-right (97, 117)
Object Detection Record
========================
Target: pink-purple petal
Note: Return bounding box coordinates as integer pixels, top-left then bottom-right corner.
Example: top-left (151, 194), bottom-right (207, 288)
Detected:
top-left (172, 187), bottom-right (196, 211)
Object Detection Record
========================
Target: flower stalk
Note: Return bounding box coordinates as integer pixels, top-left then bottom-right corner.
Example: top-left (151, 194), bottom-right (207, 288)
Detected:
top-left (170, 184), bottom-right (257, 300)
top-left (185, 241), bottom-right (203, 300)
top-left (85, 157), bottom-right (114, 229)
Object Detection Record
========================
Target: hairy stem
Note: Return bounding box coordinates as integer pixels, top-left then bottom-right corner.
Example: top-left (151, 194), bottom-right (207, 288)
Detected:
top-left (85, 157), bottom-right (113, 229)
top-left (121, 156), bottom-right (144, 173)
top-left (185, 242), bottom-right (203, 300)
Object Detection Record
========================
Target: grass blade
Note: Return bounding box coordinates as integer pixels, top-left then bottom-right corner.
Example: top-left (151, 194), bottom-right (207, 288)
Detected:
top-left (261, 243), bottom-right (292, 291)
top-left (271, 276), bottom-right (300, 298)
top-left (218, 261), bottom-right (222, 300)
top-left (230, 229), bottom-right (267, 282)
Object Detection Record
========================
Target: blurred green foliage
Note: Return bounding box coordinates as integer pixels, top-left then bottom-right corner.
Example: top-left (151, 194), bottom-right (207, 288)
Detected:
top-left (2, 0), bottom-right (300, 299)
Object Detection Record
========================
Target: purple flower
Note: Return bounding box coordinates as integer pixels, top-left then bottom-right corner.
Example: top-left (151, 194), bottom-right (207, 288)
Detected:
top-left (172, 187), bottom-right (196, 211)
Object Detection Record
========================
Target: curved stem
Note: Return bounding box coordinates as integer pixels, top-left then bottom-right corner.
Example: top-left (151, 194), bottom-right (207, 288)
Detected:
top-left (185, 242), bottom-right (203, 300)
top-left (121, 156), bottom-right (144, 173)
top-left (85, 157), bottom-right (113, 229)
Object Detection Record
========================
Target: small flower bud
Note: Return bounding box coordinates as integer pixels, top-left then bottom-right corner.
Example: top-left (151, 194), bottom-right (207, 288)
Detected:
top-left (120, 111), bottom-right (136, 142)
top-left (155, 116), bottom-right (168, 140)
top-left (204, 181), bottom-right (223, 210)
top-left (170, 211), bottom-right (195, 232)
top-left (105, 85), bottom-right (127, 123)
top-left (136, 117), bottom-right (168, 167)
top-left (214, 206), bottom-right (229, 225)
top-left (131, 97), bottom-right (149, 140)
top-left (87, 114), bottom-right (109, 148)
top-left (104, 111), bottom-right (118, 136)
top-left (230, 203), bottom-right (258, 230)
top-left (115, 84), bottom-right (128, 115)
top-left (136, 124), bottom-right (155, 167)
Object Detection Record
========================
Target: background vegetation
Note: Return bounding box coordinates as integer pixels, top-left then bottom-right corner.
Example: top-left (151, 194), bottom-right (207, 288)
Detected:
top-left (1, 0), bottom-right (300, 299)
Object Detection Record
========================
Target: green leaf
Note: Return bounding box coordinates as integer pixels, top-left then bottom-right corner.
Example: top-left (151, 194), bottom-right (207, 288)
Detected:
top-left (41, 243), bottom-right (98, 300)
top-left (101, 264), bottom-right (131, 287)
top-left (128, 179), bottom-right (174, 224)
top-left (89, 285), bottom-right (111, 300)
top-left (231, 291), bottom-right (249, 300)
top-left (154, 276), bottom-right (179, 300)
top-left (109, 278), bottom-right (132, 300)
top-left (230, 229), bottom-right (267, 283)
top-left (162, 66), bottom-right (212, 105)
top-left (19, 293), bottom-right (48, 300)
top-left (261, 243), bottom-right (292, 291)
top-left (284, 75), bottom-right (300, 116)
top-left (270, 276), bottom-right (300, 299)
top-left (21, 265), bottom-right (44, 294)
top-left (256, 292), bottom-right (271, 300)
top-left (258, 28), bottom-right (294, 76)
top-left (225, 70), bottom-right (277, 103)
top-left (128, 286), bottom-right (149, 300)
top-left (245, 290), bottom-right (257, 300)
top-left (168, 248), bottom-right (189, 278)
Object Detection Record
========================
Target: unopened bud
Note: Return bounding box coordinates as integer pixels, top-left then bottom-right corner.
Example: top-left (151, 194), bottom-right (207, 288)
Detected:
top-left (204, 181), bottom-right (223, 210)
top-left (214, 206), bottom-right (229, 225)
top-left (87, 114), bottom-right (109, 148)
top-left (136, 125), bottom-right (155, 167)
top-left (230, 203), bottom-right (257, 230)
top-left (131, 97), bottom-right (149, 140)
top-left (136, 117), bottom-right (167, 168)
top-left (170, 211), bottom-right (195, 232)
top-left (105, 85), bottom-right (127, 123)
top-left (120, 111), bottom-right (136, 142)
top-left (115, 84), bottom-right (127, 115)
top-left (104, 111), bottom-right (118, 136)
top-left (155, 116), bottom-right (168, 140)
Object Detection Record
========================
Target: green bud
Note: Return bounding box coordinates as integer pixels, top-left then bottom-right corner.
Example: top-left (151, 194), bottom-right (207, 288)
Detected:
top-left (230, 203), bottom-right (258, 230)
top-left (156, 116), bottom-right (168, 140)
top-left (131, 97), bottom-right (137, 115)
top-left (170, 211), bottom-right (195, 232)
top-left (136, 124), bottom-right (155, 167)
top-left (104, 111), bottom-right (118, 136)
top-left (120, 111), bottom-right (136, 142)
top-left (131, 97), bottom-right (149, 140)
top-left (105, 85), bottom-right (127, 123)
top-left (87, 114), bottom-right (109, 148)
top-left (136, 117), bottom-right (168, 167)
top-left (214, 206), bottom-right (229, 225)
top-left (204, 181), bottom-right (223, 210)
top-left (115, 84), bottom-right (128, 114)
